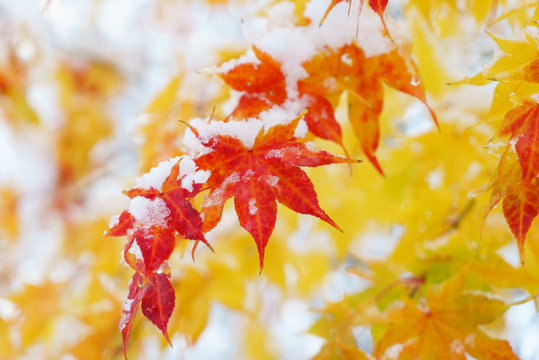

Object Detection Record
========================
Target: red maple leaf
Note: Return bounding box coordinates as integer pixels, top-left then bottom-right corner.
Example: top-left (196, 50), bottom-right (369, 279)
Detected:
top-left (219, 47), bottom-right (287, 120)
top-left (118, 271), bottom-right (176, 359)
top-left (491, 99), bottom-right (539, 261)
top-left (134, 226), bottom-right (176, 275)
top-left (106, 210), bottom-right (134, 237)
top-left (122, 161), bottom-right (211, 250)
top-left (141, 272), bottom-right (175, 344)
top-left (107, 160), bottom-right (211, 357)
top-left (118, 272), bottom-right (146, 360)
top-left (193, 115), bottom-right (356, 269)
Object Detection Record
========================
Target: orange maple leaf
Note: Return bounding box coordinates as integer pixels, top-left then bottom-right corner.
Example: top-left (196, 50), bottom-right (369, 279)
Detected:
top-left (219, 47), bottom-right (287, 120)
top-left (375, 273), bottom-right (518, 360)
top-left (301, 44), bottom-right (436, 174)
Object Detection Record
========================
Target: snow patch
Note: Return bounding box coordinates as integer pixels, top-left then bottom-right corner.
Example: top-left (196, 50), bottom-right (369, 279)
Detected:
top-left (203, 173), bottom-right (241, 208)
top-left (450, 339), bottom-right (465, 354)
top-left (248, 199), bottom-right (258, 215)
top-left (266, 175), bottom-right (279, 187)
top-left (108, 214), bottom-right (120, 228)
top-left (127, 240), bottom-right (144, 261)
top-left (189, 117), bottom-right (264, 149)
top-left (128, 197), bottom-right (170, 227)
top-left (294, 118), bottom-right (309, 138)
top-left (182, 170), bottom-right (211, 192)
top-left (134, 156), bottom-right (181, 191)
top-left (123, 298), bottom-right (134, 311)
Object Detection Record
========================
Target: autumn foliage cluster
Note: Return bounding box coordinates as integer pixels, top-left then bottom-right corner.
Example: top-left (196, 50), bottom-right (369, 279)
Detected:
top-left (3, 0), bottom-right (539, 359)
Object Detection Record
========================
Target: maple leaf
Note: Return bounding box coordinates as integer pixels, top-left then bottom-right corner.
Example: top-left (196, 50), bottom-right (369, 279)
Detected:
top-left (486, 99), bottom-right (539, 261)
top-left (194, 115), bottom-right (355, 269)
top-left (300, 89), bottom-right (349, 157)
top-left (218, 47), bottom-right (287, 119)
top-left (106, 210), bottom-right (134, 237)
top-left (118, 272), bottom-right (146, 360)
top-left (122, 161), bottom-right (210, 249)
top-left (134, 226), bottom-right (176, 275)
top-left (141, 272), bottom-right (175, 344)
top-left (374, 272), bottom-right (518, 360)
top-left (301, 44), bottom-right (436, 174)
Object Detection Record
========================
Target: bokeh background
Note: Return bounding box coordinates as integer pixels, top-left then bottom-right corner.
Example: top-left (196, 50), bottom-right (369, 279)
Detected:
top-left (1, 0), bottom-right (539, 359)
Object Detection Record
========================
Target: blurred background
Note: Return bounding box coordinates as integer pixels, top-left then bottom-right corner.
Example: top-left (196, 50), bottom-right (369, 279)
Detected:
top-left (1, 0), bottom-right (539, 359)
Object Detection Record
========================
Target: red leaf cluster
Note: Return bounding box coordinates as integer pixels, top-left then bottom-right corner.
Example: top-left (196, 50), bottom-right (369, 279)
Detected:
top-left (222, 45), bottom-right (435, 175)
top-left (107, 161), bottom-right (211, 358)
top-left (106, 6), bottom-right (437, 353)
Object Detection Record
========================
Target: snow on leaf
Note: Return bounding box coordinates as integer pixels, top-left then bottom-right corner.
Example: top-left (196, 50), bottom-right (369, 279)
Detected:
top-left (195, 115), bottom-right (353, 269)
top-left (118, 272), bottom-right (146, 360)
top-left (106, 210), bottom-right (134, 237)
top-left (218, 47), bottom-right (287, 112)
top-left (141, 273), bottom-right (175, 344)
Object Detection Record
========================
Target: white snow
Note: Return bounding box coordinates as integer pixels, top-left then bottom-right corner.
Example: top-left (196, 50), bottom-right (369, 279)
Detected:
top-left (206, 49), bottom-right (260, 75)
top-left (294, 119), bottom-right (309, 138)
top-left (127, 240), bottom-right (144, 261)
top-left (134, 156), bottom-right (181, 191)
top-left (243, 169), bottom-right (256, 179)
top-left (450, 339), bottom-right (465, 354)
top-left (128, 196), bottom-right (170, 227)
top-left (248, 199), bottom-right (258, 215)
top-left (266, 175), bottom-right (279, 187)
top-left (178, 156), bottom-right (197, 178)
top-left (182, 170), bottom-right (211, 192)
top-left (264, 149), bottom-right (285, 159)
top-left (108, 214), bottom-right (120, 228)
top-left (175, 155), bottom-right (212, 192)
top-left (189, 117), bottom-right (264, 150)
top-left (203, 173), bottom-right (241, 208)
top-left (123, 298), bottom-right (134, 311)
